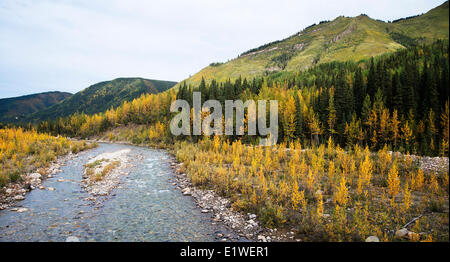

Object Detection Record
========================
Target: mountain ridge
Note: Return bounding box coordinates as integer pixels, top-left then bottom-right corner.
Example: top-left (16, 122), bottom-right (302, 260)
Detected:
top-left (174, 1), bottom-right (449, 89)
top-left (0, 91), bottom-right (72, 123)
top-left (24, 77), bottom-right (177, 123)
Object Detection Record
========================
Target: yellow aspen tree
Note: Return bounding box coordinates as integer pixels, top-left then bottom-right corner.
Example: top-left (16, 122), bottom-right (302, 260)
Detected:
top-left (335, 175), bottom-right (349, 206)
top-left (327, 136), bottom-right (334, 156)
top-left (391, 109), bottom-right (400, 148)
top-left (403, 182), bottom-right (411, 211)
top-left (327, 93), bottom-right (337, 136)
top-left (283, 96), bottom-right (297, 141)
top-left (316, 190), bottom-right (324, 220)
top-left (377, 144), bottom-right (391, 176)
top-left (415, 168), bottom-right (425, 190)
top-left (299, 158), bottom-right (307, 177)
top-left (440, 100), bottom-right (449, 156)
top-left (251, 157), bottom-right (258, 174)
top-left (387, 162), bottom-right (400, 206)
top-left (291, 180), bottom-right (301, 210)
top-left (328, 161), bottom-right (335, 181)
top-left (371, 130), bottom-right (378, 149)
top-left (292, 147), bottom-right (300, 164)
top-left (428, 109), bottom-right (438, 152)
top-left (409, 172), bottom-right (416, 190)
top-left (294, 139), bottom-right (302, 151)
top-left (379, 108), bottom-right (390, 144)
top-left (298, 190), bottom-right (307, 212)
top-left (428, 173), bottom-right (440, 194)
top-left (307, 112), bottom-right (322, 146)
top-left (250, 189), bottom-right (258, 207)
top-left (258, 169), bottom-right (268, 197)
top-left (289, 159), bottom-right (297, 179)
top-left (307, 169), bottom-right (315, 192)
top-left (367, 109), bottom-right (378, 138)
top-left (279, 180), bottom-right (290, 204)
top-left (213, 135), bottom-right (220, 152)
top-left (401, 120), bottom-right (414, 150)
top-left (357, 154), bottom-right (373, 196)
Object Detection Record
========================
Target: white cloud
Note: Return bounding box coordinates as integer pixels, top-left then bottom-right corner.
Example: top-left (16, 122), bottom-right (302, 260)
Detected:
top-left (0, 0), bottom-right (445, 98)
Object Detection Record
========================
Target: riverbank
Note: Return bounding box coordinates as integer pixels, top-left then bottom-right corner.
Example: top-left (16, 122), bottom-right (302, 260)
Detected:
top-left (81, 148), bottom-right (137, 201)
top-left (0, 143), bottom-right (232, 241)
top-left (169, 158), bottom-right (300, 242)
top-left (0, 141), bottom-right (98, 210)
top-left (83, 131), bottom-right (449, 242)
top-left (84, 138), bottom-right (261, 241)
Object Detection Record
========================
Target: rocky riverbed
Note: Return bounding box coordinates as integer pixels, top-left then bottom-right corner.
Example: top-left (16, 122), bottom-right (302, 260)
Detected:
top-left (81, 149), bottom-right (136, 200)
top-left (0, 152), bottom-right (78, 211)
top-left (168, 157), bottom-right (300, 242)
top-left (0, 143), bottom-right (239, 242)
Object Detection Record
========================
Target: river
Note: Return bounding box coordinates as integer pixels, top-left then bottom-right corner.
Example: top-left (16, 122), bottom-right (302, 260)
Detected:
top-left (0, 143), bottom-right (234, 242)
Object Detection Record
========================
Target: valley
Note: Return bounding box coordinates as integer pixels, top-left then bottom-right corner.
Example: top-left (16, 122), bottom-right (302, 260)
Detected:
top-left (0, 1), bottom-right (448, 243)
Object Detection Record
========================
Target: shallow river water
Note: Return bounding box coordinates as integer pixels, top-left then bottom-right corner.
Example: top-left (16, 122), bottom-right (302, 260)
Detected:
top-left (0, 143), bottom-right (229, 242)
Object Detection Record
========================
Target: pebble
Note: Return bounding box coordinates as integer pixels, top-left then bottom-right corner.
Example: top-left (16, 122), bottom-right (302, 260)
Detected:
top-left (365, 236), bottom-right (380, 242)
top-left (182, 188), bottom-right (192, 196)
top-left (14, 195), bottom-right (25, 201)
top-left (29, 173), bottom-right (42, 180)
top-left (395, 228), bottom-right (409, 238)
top-left (66, 236), bottom-right (80, 242)
top-left (47, 187), bottom-right (55, 191)
top-left (257, 235), bottom-right (266, 242)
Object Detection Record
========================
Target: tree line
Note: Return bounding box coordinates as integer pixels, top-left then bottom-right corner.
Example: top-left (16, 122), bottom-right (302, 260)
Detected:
top-left (16, 40), bottom-right (449, 157)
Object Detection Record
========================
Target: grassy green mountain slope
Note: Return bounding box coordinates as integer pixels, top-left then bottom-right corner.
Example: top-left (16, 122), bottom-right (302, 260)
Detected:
top-left (176, 1), bottom-right (449, 88)
top-left (0, 91), bottom-right (72, 123)
top-left (389, 1), bottom-right (449, 45)
top-left (26, 77), bottom-right (176, 122)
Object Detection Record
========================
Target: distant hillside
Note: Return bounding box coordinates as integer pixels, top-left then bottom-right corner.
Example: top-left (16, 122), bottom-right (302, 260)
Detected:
top-left (175, 1), bottom-right (449, 89)
top-left (0, 91), bottom-right (72, 123)
top-left (25, 77), bottom-right (176, 122)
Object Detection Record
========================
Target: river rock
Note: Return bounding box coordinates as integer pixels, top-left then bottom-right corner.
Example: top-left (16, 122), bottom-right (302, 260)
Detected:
top-left (5, 188), bottom-right (13, 195)
top-left (66, 236), bottom-right (80, 242)
top-left (365, 236), bottom-right (380, 242)
top-left (257, 235), bottom-right (266, 242)
top-left (182, 188), bottom-right (191, 196)
top-left (16, 207), bottom-right (29, 213)
top-left (29, 173), bottom-right (42, 180)
top-left (47, 187), bottom-right (55, 191)
top-left (395, 228), bottom-right (409, 238)
top-left (14, 195), bottom-right (25, 201)
top-left (23, 183), bottom-right (32, 191)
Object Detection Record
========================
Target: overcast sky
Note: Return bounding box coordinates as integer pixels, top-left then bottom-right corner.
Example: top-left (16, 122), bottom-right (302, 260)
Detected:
top-left (0, 0), bottom-right (445, 98)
